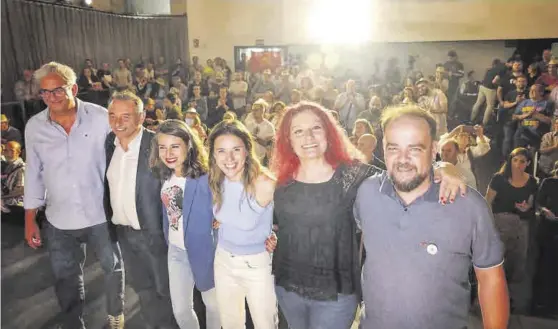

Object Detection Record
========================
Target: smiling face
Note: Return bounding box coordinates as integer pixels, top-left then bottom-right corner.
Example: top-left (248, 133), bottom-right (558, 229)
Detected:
top-left (108, 99), bottom-right (144, 143)
top-left (158, 133), bottom-right (188, 176)
top-left (383, 115), bottom-right (437, 193)
top-left (213, 134), bottom-right (247, 181)
top-left (39, 73), bottom-right (77, 115)
top-left (289, 110), bottom-right (328, 162)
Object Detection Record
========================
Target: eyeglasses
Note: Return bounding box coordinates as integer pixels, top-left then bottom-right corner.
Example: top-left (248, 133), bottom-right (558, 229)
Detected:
top-left (38, 85), bottom-right (71, 98)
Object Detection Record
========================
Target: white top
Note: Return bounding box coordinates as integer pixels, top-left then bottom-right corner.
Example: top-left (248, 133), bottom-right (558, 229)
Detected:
top-left (107, 128), bottom-right (144, 230)
top-left (161, 174), bottom-right (187, 249)
top-left (244, 118), bottom-right (275, 160)
top-left (229, 80), bottom-right (248, 110)
top-left (438, 134), bottom-right (491, 191)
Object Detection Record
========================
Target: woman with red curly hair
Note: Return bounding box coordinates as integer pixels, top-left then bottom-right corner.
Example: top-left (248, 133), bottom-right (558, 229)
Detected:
top-left (270, 101), bottom-right (466, 329)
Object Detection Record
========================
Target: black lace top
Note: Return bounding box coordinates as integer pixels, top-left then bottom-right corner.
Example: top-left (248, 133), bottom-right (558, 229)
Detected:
top-left (272, 162), bottom-right (380, 301)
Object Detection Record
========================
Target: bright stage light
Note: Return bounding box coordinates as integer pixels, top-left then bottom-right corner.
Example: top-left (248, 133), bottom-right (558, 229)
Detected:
top-left (306, 0), bottom-right (372, 44)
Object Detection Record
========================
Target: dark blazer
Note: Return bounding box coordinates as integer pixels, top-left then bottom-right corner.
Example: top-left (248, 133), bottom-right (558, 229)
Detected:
top-left (162, 174), bottom-right (216, 292)
top-left (104, 129), bottom-right (166, 242)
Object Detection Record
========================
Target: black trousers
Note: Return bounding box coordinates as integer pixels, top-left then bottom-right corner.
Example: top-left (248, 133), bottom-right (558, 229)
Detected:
top-left (116, 225), bottom-right (178, 329)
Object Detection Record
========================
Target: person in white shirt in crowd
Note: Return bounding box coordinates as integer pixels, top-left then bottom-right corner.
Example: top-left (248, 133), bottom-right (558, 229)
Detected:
top-left (244, 99), bottom-right (275, 162)
top-left (275, 70), bottom-right (296, 105)
top-left (228, 71), bottom-right (249, 117)
top-left (334, 79), bottom-right (366, 130)
top-left (440, 139), bottom-right (477, 191)
top-left (171, 76), bottom-right (189, 105)
top-left (538, 118), bottom-right (558, 177)
top-left (251, 69), bottom-right (276, 102)
top-left (439, 124), bottom-right (490, 190)
top-left (416, 78), bottom-right (448, 139)
top-left (105, 91), bottom-right (178, 329)
top-left (14, 69), bottom-right (38, 102)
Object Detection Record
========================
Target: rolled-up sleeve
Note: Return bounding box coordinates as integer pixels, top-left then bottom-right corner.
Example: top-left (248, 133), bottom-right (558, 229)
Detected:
top-left (470, 135), bottom-right (491, 158)
top-left (23, 133), bottom-right (46, 209)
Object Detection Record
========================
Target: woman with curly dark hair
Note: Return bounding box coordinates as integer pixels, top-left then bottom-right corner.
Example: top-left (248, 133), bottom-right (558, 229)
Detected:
top-left (149, 119), bottom-right (221, 329)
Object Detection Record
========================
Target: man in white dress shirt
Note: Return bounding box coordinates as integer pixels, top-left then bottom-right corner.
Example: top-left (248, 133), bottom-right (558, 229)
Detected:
top-left (104, 91), bottom-right (178, 329)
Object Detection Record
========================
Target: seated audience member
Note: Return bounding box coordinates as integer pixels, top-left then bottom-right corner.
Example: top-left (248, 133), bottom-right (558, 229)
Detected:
top-left (143, 98), bottom-right (159, 129)
top-left (97, 63), bottom-right (113, 89)
top-left (208, 71), bottom-right (228, 101)
top-left (243, 99), bottom-right (275, 162)
top-left (187, 85), bottom-right (208, 122)
top-left (171, 76), bottom-right (188, 104)
top-left (290, 89), bottom-right (302, 105)
top-left (1, 114), bottom-right (23, 145)
top-left (78, 67), bottom-right (101, 92)
top-left (184, 108), bottom-right (207, 142)
top-left (356, 133), bottom-right (377, 166)
top-left (113, 59), bottom-right (133, 91)
top-left (1, 141), bottom-right (25, 210)
top-left (538, 118), bottom-right (558, 177)
top-left (228, 71), bottom-right (248, 117)
top-left (269, 101), bottom-right (287, 128)
top-left (486, 147), bottom-right (538, 315)
top-left (275, 70), bottom-right (296, 105)
top-left (251, 69), bottom-right (275, 101)
top-left (500, 75), bottom-right (528, 157)
top-left (162, 93), bottom-right (182, 120)
top-left (350, 119), bottom-right (374, 146)
top-left (440, 138), bottom-right (477, 190)
top-left (206, 86), bottom-right (233, 129)
top-left (439, 124), bottom-right (490, 190)
top-left (150, 78), bottom-right (168, 102)
top-left (512, 84), bottom-right (553, 150)
top-left (14, 69), bottom-right (38, 101)
top-left (535, 58), bottom-right (558, 92)
top-left (188, 71), bottom-right (209, 97)
top-left (358, 95), bottom-right (383, 126)
top-left (145, 61), bottom-right (155, 82)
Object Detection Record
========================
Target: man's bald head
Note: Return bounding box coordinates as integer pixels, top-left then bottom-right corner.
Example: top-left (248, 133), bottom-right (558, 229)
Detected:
top-left (357, 134), bottom-right (377, 162)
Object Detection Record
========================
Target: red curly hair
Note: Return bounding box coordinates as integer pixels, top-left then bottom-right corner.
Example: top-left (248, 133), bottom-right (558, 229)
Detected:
top-left (271, 101), bottom-right (359, 185)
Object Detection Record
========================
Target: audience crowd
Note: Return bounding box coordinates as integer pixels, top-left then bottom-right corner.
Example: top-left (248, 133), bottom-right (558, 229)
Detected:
top-left (1, 47), bottom-right (558, 329)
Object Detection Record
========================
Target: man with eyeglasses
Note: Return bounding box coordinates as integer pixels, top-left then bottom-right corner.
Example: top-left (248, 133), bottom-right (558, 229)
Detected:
top-left (23, 62), bottom-right (125, 329)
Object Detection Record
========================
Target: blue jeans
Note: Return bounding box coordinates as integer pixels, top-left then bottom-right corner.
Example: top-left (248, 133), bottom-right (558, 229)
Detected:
top-left (43, 221), bottom-right (124, 329)
top-left (502, 121), bottom-right (517, 158)
top-left (275, 286), bottom-right (357, 329)
top-left (167, 244), bottom-right (221, 329)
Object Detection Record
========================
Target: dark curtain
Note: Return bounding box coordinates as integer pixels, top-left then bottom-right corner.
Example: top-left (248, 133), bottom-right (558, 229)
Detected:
top-left (1, 0), bottom-right (189, 102)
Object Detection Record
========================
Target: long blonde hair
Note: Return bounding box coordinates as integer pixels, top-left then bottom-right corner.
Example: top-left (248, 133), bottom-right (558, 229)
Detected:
top-left (208, 120), bottom-right (272, 211)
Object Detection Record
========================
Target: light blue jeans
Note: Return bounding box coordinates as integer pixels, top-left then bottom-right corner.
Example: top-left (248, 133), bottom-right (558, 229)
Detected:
top-left (275, 286), bottom-right (357, 329)
top-left (168, 244), bottom-right (221, 329)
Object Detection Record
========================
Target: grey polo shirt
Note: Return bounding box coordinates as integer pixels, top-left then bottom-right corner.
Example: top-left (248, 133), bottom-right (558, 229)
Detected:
top-left (354, 172), bottom-right (503, 329)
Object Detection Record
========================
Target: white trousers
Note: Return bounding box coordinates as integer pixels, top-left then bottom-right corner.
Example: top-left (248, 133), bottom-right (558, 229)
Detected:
top-left (214, 247), bottom-right (278, 329)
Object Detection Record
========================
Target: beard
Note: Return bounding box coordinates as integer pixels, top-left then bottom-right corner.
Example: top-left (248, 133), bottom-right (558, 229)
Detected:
top-left (389, 163), bottom-right (429, 192)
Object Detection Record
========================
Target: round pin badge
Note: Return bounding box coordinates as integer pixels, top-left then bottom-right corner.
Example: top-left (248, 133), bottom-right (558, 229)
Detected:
top-left (426, 243), bottom-right (438, 255)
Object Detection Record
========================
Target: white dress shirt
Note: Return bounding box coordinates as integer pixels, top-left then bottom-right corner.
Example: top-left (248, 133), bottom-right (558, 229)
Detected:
top-left (244, 118), bottom-right (275, 160)
top-left (107, 128), bottom-right (144, 230)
